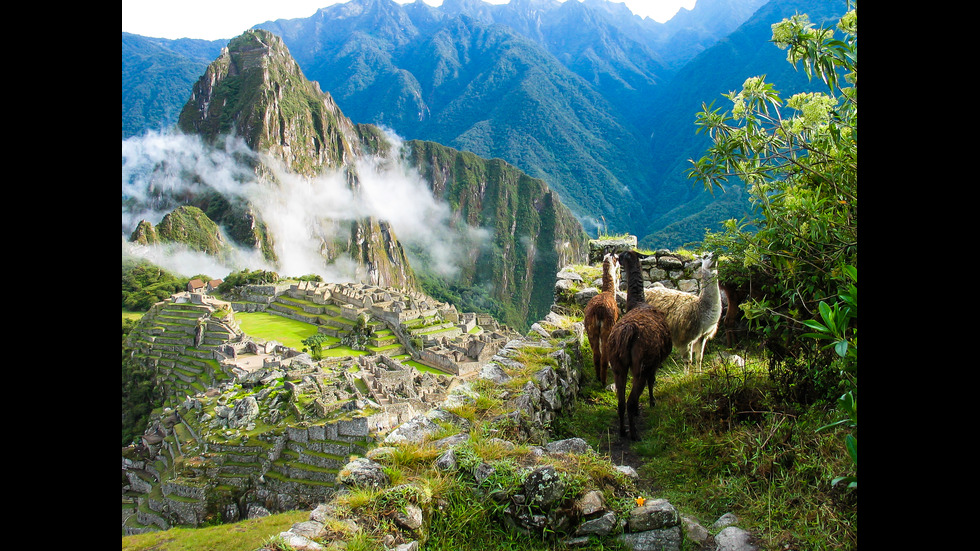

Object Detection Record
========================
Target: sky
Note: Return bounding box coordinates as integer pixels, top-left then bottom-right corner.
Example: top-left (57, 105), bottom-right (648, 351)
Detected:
top-left (122, 0), bottom-right (698, 41)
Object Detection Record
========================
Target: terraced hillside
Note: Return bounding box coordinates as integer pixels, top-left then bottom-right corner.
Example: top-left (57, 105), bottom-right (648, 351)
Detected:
top-left (125, 295), bottom-right (240, 397)
top-left (122, 280), bottom-right (519, 534)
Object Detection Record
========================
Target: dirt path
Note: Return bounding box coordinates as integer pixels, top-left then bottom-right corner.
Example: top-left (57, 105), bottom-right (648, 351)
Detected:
top-left (585, 409), bottom-right (663, 497)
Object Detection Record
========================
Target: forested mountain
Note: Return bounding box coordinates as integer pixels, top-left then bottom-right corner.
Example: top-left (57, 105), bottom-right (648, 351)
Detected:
top-left (634, 0), bottom-right (851, 248)
top-left (123, 29), bottom-right (587, 331)
top-left (121, 0), bottom-right (848, 248)
top-left (121, 33), bottom-right (225, 139)
top-left (254, 1), bottom-right (655, 232)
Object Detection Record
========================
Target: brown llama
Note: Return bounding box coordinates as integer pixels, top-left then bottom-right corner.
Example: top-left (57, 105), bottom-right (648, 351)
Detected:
top-left (583, 253), bottom-right (621, 386)
top-left (605, 250), bottom-right (672, 441)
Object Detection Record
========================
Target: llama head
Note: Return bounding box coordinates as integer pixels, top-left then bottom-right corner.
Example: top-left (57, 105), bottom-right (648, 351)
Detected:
top-left (603, 253), bottom-right (621, 288)
top-left (699, 252), bottom-right (719, 282)
top-left (617, 250), bottom-right (646, 280)
top-left (699, 252), bottom-right (715, 270)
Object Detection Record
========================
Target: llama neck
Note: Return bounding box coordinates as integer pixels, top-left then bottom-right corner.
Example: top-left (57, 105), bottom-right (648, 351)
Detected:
top-left (699, 270), bottom-right (722, 316)
top-left (601, 263), bottom-right (617, 293)
top-left (625, 266), bottom-right (645, 310)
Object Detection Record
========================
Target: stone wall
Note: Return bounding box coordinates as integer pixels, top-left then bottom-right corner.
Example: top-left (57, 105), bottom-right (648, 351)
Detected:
top-left (557, 241), bottom-right (712, 312)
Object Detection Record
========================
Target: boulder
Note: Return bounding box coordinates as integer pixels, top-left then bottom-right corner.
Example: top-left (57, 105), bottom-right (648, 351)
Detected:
top-left (617, 526), bottom-right (682, 551)
top-left (229, 396), bottom-right (259, 429)
top-left (628, 499), bottom-right (680, 531)
top-left (479, 362), bottom-right (512, 384)
top-left (384, 414), bottom-right (441, 445)
top-left (575, 490), bottom-right (605, 517)
top-left (276, 531), bottom-right (325, 551)
top-left (394, 503), bottom-right (423, 531)
top-left (575, 510), bottom-right (617, 537)
top-left (545, 437), bottom-right (591, 455)
top-left (523, 465), bottom-right (566, 509)
top-left (289, 520), bottom-right (327, 540)
top-left (337, 458), bottom-right (389, 489)
top-left (715, 526), bottom-right (759, 551)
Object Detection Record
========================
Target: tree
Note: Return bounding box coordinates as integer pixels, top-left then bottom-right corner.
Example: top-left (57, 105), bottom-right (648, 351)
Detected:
top-left (122, 260), bottom-right (189, 311)
top-left (688, 1), bottom-right (857, 488)
top-left (689, 3), bottom-right (857, 377)
top-left (302, 333), bottom-right (331, 361)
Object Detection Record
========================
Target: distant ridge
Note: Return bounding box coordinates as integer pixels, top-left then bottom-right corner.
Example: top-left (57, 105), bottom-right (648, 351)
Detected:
top-left (123, 0), bottom-right (846, 249)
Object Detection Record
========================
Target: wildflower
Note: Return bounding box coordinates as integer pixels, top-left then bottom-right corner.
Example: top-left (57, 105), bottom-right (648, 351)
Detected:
top-left (635, 497), bottom-right (645, 506)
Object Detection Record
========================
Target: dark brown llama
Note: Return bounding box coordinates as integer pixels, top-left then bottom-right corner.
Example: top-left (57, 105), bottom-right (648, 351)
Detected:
top-left (584, 253), bottom-right (621, 386)
top-left (605, 250), bottom-right (672, 441)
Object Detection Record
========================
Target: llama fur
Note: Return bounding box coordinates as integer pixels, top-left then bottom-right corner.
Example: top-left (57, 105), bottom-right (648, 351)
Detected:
top-left (584, 253), bottom-right (621, 386)
top-left (643, 253), bottom-right (722, 371)
top-left (605, 250), bottom-right (672, 441)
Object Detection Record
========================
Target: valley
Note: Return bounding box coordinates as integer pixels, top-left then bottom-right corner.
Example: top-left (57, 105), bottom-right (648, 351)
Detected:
top-left (121, 2), bottom-right (859, 547)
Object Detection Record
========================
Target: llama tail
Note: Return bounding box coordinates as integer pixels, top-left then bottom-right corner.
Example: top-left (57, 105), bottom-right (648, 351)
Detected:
top-left (609, 323), bottom-right (640, 359)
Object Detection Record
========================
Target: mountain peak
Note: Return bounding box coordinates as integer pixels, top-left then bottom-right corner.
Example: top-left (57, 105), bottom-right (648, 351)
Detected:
top-left (177, 29), bottom-right (359, 176)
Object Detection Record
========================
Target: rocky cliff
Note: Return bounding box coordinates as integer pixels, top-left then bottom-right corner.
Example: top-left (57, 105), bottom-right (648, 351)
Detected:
top-left (177, 30), bottom-right (360, 176)
top-left (140, 29), bottom-right (417, 292)
top-left (402, 139), bottom-right (589, 331)
top-left (129, 27), bottom-right (588, 331)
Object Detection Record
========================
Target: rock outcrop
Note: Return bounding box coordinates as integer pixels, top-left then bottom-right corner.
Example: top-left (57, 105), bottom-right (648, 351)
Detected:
top-left (168, 29), bottom-right (418, 290)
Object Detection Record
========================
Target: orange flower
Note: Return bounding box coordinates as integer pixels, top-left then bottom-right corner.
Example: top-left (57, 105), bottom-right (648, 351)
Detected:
top-left (635, 497), bottom-right (645, 506)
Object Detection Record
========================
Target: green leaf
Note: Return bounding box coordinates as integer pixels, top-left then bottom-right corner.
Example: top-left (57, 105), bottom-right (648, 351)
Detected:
top-left (844, 433), bottom-right (857, 464)
top-left (816, 418), bottom-right (850, 432)
top-left (831, 475), bottom-right (857, 489)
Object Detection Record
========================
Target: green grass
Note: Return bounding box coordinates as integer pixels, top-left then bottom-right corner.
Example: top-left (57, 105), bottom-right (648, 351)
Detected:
top-left (234, 311), bottom-right (319, 350)
top-left (121, 510), bottom-right (309, 550)
top-left (123, 310), bottom-right (144, 322)
top-left (404, 360), bottom-right (450, 376)
top-left (553, 336), bottom-right (858, 550)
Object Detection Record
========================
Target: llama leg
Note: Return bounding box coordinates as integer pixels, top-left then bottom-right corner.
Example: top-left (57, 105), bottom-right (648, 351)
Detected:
top-left (599, 326), bottom-right (612, 386)
top-left (592, 343), bottom-right (602, 383)
top-left (627, 370), bottom-right (647, 441)
top-left (614, 366), bottom-right (628, 437)
top-left (589, 328), bottom-right (602, 382)
top-left (697, 337), bottom-right (708, 370)
top-left (647, 369), bottom-right (656, 407)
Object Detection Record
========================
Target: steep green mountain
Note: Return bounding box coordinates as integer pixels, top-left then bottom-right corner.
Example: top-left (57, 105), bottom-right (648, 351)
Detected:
top-left (256, 1), bottom-right (655, 231)
top-left (401, 139), bottom-right (588, 330)
top-left (130, 205), bottom-right (232, 258)
top-left (126, 28), bottom-right (588, 332)
top-left (177, 31), bottom-right (363, 176)
top-left (121, 33), bottom-right (225, 139)
top-left (145, 29), bottom-right (418, 292)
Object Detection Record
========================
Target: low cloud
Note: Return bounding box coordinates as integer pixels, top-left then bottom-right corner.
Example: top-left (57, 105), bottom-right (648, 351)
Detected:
top-left (121, 129), bottom-right (488, 282)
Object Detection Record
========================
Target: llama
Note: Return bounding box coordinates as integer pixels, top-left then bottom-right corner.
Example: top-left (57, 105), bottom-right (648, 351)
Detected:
top-left (643, 253), bottom-right (722, 372)
top-left (719, 282), bottom-right (742, 348)
top-left (719, 279), bottom-right (765, 348)
top-left (605, 250), bottom-right (672, 441)
top-left (583, 253), bottom-right (621, 386)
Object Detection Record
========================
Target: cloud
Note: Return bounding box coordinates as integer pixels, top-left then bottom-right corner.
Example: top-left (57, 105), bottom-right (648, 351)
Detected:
top-left (121, 128), bottom-right (488, 282)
